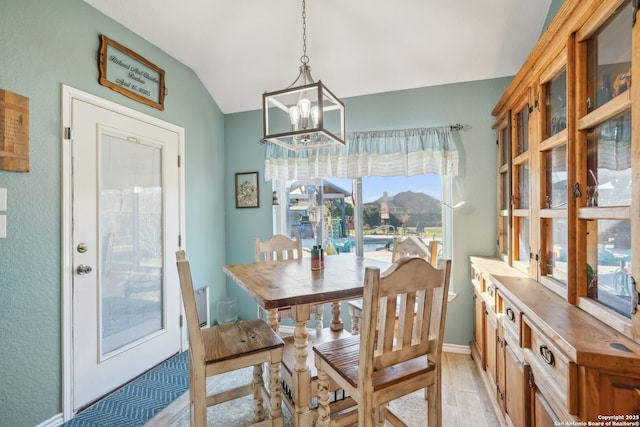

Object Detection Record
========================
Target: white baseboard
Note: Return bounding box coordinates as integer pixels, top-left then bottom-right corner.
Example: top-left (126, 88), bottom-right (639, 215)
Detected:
top-left (36, 413), bottom-right (64, 427)
top-left (442, 343), bottom-right (471, 354)
top-left (279, 325), bottom-right (471, 355)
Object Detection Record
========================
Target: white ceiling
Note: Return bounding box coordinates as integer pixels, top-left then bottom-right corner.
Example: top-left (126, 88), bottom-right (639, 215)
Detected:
top-left (84, 0), bottom-right (552, 114)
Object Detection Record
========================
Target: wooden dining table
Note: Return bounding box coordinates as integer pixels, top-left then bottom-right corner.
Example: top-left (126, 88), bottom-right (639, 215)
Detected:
top-left (223, 254), bottom-right (390, 427)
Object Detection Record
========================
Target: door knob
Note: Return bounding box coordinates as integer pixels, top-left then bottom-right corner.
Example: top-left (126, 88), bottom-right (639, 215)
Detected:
top-left (76, 264), bottom-right (93, 275)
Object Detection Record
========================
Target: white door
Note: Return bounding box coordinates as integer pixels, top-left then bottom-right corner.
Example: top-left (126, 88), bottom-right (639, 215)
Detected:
top-left (70, 97), bottom-right (182, 410)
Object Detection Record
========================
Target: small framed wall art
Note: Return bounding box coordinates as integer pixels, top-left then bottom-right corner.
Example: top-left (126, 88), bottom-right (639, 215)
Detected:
top-left (235, 171), bottom-right (260, 208)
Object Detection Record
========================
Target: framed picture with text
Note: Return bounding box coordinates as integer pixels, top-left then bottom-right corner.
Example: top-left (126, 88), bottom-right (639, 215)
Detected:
top-left (98, 35), bottom-right (166, 110)
top-left (235, 171), bottom-right (259, 208)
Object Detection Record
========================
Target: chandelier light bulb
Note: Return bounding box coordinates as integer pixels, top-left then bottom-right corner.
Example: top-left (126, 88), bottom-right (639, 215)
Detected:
top-left (289, 106), bottom-right (300, 130)
top-left (310, 106), bottom-right (319, 127)
top-left (298, 98), bottom-right (311, 128)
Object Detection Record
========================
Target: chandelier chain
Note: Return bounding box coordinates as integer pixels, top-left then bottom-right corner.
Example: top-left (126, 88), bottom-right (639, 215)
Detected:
top-left (300, 0), bottom-right (309, 65)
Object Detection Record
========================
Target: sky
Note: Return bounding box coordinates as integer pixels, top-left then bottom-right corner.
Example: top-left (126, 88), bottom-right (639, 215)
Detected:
top-left (325, 175), bottom-right (441, 204)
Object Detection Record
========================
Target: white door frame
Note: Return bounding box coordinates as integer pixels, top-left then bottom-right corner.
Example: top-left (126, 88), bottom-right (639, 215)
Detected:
top-left (61, 85), bottom-right (187, 420)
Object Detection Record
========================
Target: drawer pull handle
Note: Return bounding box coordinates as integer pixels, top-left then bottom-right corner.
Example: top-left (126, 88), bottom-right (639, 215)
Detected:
top-left (506, 307), bottom-right (515, 322)
top-left (539, 345), bottom-right (555, 366)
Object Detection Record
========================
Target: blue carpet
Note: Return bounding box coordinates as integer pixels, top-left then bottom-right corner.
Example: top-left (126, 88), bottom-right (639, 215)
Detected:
top-left (63, 351), bottom-right (189, 427)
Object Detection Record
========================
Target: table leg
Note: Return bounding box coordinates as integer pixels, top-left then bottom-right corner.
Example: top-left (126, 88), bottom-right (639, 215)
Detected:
top-left (291, 304), bottom-right (313, 427)
top-left (330, 301), bottom-right (344, 331)
top-left (266, 308), bottom-right (279, 331)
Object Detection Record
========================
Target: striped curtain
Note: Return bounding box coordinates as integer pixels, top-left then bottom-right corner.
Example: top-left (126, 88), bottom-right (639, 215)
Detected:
top-left (264, 127), bottom-right (459, 181)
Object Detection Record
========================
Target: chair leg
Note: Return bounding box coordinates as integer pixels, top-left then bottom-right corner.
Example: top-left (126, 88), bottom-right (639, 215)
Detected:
top-left (374, 406), bottom-right (386, 427)
top-left (316, 367), bottom-right (331, 427)
top-left (426, 382), bottom-right (440, 427)
top-left (253, 364), bottom-right (265, 421)
top-left (269, 358), bottom-right (283, 425)
top-left (359, 398), bottom-right (375, 427)
top-left (190, 365), bottom-right (207, 427)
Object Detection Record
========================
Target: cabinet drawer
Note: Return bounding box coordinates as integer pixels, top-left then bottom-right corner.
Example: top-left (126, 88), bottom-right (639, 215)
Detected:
top-left (522, 316), bottom-right (578, 415)
top-left (471, 263), bottom-right (489, 294)
top-left (483, 281), bottom-right (497, 313)
top-left (471, 263), bottom-right (482, 292)
top-left (498, 290), bottom-right (521, 341)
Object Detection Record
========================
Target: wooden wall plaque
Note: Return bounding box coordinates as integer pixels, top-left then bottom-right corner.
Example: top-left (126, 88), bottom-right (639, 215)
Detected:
top-left (98, 35), bottom-right (166, 110)
top-left (0, 89), bottom-right (29, 172)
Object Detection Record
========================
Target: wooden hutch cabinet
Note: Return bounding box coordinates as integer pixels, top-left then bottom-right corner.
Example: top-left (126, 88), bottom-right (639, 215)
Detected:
top-left (471, 0), bottom-right (640, 425)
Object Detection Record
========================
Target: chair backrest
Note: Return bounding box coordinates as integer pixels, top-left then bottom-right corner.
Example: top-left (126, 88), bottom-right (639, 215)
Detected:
top-left (358, 257), bottom-right (452, 377)
top-left (428, 240), bottom-right (439, 266)
top-left (392, 236), bottom-right (439, 267)
top-left (176, 250), bottom-right (205, 360)
top-left (255, 234), bottom-right (303, 262)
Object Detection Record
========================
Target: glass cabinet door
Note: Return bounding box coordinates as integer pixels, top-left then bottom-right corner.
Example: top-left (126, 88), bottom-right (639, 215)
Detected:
top-left (496, 114), bottom-right (511, 261)
top-left (577, 0), bottom-right (634, 320)
top-left (511, 102), bottom-right (531, 274)
top-left (540, 65), bottom-right (569, 291)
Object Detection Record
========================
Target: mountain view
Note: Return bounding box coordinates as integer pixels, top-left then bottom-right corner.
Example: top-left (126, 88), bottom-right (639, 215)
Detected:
top-left (364, 190), bottom-right (442, 231)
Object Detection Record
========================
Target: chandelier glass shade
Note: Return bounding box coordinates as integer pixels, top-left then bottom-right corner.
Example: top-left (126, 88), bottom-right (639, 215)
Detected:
top-left (262, 1), bottom-right (345, 151)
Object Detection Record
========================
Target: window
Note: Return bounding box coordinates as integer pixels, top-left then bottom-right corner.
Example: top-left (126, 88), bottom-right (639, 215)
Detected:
top-left (273, 174), bottom-right (452, 265)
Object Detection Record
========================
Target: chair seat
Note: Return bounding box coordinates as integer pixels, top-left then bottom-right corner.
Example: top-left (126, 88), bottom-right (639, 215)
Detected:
top-left (202, 319), bottom-right (284, 364)
top-left (313, 336), bottom-right (435, 390)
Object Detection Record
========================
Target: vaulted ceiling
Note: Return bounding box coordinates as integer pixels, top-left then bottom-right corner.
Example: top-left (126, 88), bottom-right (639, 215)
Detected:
top-left (84, 0), bottom-right (552, 114)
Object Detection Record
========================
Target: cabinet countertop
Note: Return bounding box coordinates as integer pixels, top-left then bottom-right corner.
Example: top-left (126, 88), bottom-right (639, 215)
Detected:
top-left (471, 256), bottom-right (640, 374)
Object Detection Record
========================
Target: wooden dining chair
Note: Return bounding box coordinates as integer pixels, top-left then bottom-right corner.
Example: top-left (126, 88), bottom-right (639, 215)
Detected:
top-left (349, 236), bottom-right (439, 335)
top-left (255, 234), bottom-right (324, 331)
top-left (176, 250), bottom-right (285, 427)
top-left (392, 235), bottom-right (436, 263)
top-left (314, 257), bottom-right (452, 427)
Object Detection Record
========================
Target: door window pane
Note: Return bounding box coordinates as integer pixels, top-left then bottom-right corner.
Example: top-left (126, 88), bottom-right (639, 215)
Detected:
top-left (500, 125), bottom-right (509, 166)
top-left (546, 69), bottom-right (567, 137)
top-left (517, 217), bottom-right (530, 264)
top-left (545, 218), bottom-right (568, 285)
top-left (517, 163), bottom-right (529, 209)
top-left (545, 145), bottom-right (568, 208)
top-left (500, 172), bottom-right (510, 210)
top-left (100, 133), bottom-right (164, 355)
top-left (586, 1), bottom-right (632, 112)
top-left (516, 107), bottom-right (529, 155)
top-left (498, 215), bottom-right (509, 257)
top-left (586, 110), bottom-right (631, 207)
top-left (586, 220), bottom-right (633, 317)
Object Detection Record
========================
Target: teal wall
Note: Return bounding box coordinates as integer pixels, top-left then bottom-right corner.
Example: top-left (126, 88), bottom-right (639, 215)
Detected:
top-left (224, 77), bottom-right (511, 345)
top-left (0, 1), bottom-right (225, 425)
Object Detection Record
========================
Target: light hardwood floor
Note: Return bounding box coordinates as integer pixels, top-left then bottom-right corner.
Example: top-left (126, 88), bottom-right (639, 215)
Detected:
top-left (145, 351), bottom-right (499, 427)
top-left (441, 352), bottom-right (500, 427)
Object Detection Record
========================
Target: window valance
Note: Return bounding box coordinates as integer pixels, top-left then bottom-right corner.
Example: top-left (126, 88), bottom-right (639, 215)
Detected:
top-left (264, 126), bottom-right (459, 181)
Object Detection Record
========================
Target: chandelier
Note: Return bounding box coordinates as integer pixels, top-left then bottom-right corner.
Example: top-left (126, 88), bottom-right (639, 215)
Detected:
top-left (262, 0), bottom-right (345, 151)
